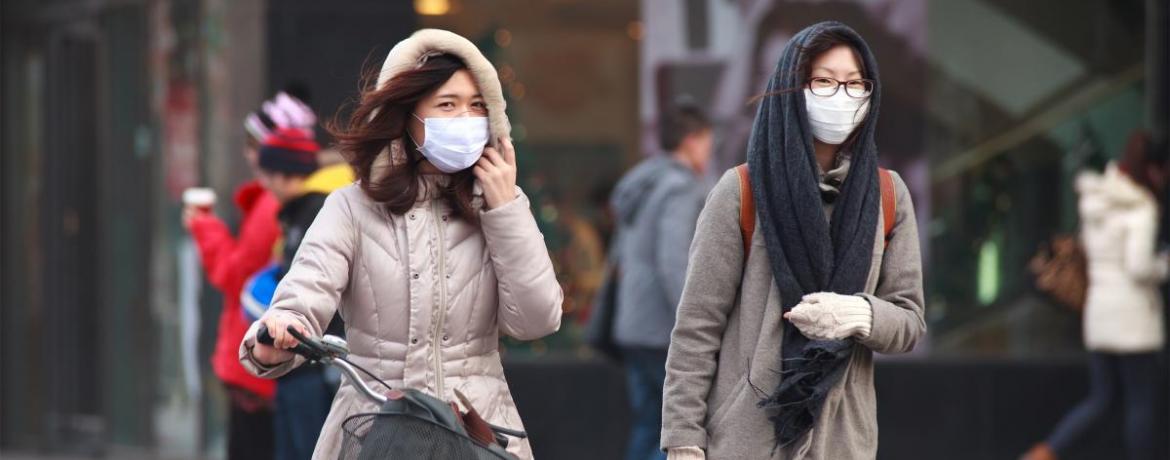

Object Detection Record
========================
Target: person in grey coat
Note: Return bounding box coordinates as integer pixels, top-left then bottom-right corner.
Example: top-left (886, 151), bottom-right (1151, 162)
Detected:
top-left (609, 102), bottom-right (713, 460)
top-left (662, 22), bottom-right (925, 460)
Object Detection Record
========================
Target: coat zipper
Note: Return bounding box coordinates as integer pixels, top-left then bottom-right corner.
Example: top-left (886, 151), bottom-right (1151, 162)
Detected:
top-left (431, 200), bottom-right (448, 397)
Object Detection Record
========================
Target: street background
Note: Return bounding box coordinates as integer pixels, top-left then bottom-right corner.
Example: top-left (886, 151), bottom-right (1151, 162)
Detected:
top-left (2, 0), bottom-right (1168, 458)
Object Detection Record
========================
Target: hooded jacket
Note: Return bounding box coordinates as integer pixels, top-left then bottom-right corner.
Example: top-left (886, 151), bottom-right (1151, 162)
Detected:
top-left (610, 156), bottom-right (708, 349)
top-left (303, 163), bottom-right (356, 195)
top-left (239, 29), bottom-right (562, 460)
top-left (1077, 163), bottom-right (1167, 352)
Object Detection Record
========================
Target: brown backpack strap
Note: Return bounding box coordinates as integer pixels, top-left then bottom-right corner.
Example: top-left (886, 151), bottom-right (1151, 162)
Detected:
top-left (736, 164), bottom-right (896, 258)
top-left (736, 164), bottom-right (756, 258)
top-left (879, 167), bottom-right (896, 248)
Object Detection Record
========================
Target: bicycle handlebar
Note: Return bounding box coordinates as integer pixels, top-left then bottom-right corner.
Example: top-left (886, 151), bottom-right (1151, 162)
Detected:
top-left (256, 324), bottom-right (323, 360)
top-left (255, 324), bottom-right (388, 404)
top-left (253, 324), bottom-right (526, 442)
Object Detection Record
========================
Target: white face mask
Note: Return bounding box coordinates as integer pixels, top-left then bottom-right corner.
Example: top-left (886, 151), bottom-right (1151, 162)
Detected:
top-left (803, 88), bottom-right (870, 145)
top-left (410, 114), bottom-right (490, 173)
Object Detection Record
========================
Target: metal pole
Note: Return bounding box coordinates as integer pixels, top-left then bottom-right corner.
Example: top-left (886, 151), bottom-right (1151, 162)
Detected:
top-left (1150, 1), bottom-right (1170, 457)
top-left (1150, 0), bottom-right (1168, 157)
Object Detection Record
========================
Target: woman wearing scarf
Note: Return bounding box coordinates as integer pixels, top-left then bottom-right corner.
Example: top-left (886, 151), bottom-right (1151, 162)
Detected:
top-left (661, 22), bottom-right (925, 459)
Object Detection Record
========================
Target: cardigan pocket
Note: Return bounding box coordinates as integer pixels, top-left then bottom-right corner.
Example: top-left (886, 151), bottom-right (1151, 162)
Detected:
top-left (705, 374), bottom-right (749, 434)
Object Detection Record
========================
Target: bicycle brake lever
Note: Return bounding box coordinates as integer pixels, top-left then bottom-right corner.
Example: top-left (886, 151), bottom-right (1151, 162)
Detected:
top-left (320, 335), bottom-right (350, 357)
top-left (285, 326), bottom-right (328, 359)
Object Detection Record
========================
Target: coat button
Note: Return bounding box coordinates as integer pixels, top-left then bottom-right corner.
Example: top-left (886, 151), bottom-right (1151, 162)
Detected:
top-left (409, 214), bottom-right (416, 220)
top-left (411, 338), bottom-right (418, 344)
top-left (412, 273), bottom-right (419, 279)
top-left (442, 335), bottom-right (449, 342)
top-left (446, 274), bottom-right (451, 279)
top-left (441, 215), bottom-right (448, 222)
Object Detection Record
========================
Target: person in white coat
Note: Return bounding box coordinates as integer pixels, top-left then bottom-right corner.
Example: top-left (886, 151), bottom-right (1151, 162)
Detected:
top-left (1024, 132), bottom-right (1168, 460)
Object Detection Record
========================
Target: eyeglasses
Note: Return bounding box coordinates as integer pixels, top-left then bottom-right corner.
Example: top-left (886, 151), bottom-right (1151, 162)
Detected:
top-left (807, 77), bottom-right (874, 98)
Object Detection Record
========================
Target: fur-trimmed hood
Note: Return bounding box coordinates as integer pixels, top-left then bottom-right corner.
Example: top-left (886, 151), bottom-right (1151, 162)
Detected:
top-left (371, 29), bottom-right (510, 177)
top-left (1077, 162), bottom-right (1155, 220)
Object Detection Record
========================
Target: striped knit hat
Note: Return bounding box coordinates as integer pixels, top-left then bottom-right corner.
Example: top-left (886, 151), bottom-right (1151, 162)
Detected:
top-left (245, 92), bottom-right (317, 143)
top-left (259, 127), bottom-right (320, 176)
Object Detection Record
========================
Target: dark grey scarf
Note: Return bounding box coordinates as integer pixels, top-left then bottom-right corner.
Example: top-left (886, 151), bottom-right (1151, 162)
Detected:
top-left (747, 21), bottom-right (883, 448)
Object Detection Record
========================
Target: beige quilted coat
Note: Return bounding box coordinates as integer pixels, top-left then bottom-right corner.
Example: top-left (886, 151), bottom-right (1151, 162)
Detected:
top-left (239, 29), bottom-right (562, 460)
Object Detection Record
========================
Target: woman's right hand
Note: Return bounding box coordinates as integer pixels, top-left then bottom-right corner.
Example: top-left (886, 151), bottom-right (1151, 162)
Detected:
top-left (181, 205), bottom-right (211, 230)
top-left (251, 312), bottom-right (307, 366)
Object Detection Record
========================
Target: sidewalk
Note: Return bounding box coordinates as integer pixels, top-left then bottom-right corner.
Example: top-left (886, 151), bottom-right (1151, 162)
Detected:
top-left (1, 449), bottom-right (213, 460)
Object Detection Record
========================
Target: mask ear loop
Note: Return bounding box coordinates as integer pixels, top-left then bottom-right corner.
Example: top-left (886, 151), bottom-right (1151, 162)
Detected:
top-left (407, 113), bottom-right (425, 149)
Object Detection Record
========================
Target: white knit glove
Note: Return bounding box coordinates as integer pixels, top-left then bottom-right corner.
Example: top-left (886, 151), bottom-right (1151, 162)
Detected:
top-left (667, 446), bottom-right (706, 460)
top-left (784, 292), bottom-right (873, 341)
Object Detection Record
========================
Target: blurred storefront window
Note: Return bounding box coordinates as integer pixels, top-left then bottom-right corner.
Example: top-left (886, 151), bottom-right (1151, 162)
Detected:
top-left (925, 0), bottom-right (1148, 357)
top-left (636, 0), bottom-right (1154, 359)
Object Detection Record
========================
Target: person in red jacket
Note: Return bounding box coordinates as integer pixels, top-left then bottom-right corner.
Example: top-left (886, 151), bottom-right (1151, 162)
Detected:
top-left (182, 91), bottom-right (317, 459)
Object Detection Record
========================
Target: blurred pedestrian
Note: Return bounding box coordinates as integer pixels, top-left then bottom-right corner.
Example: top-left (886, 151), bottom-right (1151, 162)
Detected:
top-left (182, 92), bottom-right (317, 459)
top-left (253, 125), bottom-right (347, 460)
top-left (661, 21), bottom-right (925, 459)
top-left (238, 29), bottom-right (562, 460)
top-left (311, 147), bottom-right (357, 190)
top-left (1022, 131), bottom-right (1168, 460)
top-left (603, 101), bottom-right (713, 460)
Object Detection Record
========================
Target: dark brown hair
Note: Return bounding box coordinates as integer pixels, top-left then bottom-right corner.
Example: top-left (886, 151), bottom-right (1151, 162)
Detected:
top-left (1118, 131), bottom-right (1165, 197)
top-left (750, 29), bottom-right (871, 155)
top-left (328, 54), bottom-right (480, 223)
top-left (659, 101), bottom-right (711, 152)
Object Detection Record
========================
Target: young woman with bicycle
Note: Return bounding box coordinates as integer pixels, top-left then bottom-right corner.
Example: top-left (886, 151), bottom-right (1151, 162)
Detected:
top-left (239, 29), bottom-right (563, 460)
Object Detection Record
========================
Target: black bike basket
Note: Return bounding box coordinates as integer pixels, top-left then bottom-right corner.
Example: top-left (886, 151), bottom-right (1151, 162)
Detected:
top-left (338, 389), bottom-right (514, 460)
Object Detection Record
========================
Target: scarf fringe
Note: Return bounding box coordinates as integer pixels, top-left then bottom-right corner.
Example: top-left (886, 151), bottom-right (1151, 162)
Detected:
top-left (758, 340), bottom-right (855, 448)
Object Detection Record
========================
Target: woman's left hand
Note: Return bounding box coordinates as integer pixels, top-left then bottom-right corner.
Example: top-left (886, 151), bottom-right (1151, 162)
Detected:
top-left (784, 292), bottom-right (874, 341)
top-left (474, 137), bottom-right (519, 210)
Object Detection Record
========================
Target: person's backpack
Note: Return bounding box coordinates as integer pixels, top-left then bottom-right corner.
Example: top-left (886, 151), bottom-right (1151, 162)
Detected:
top-left (734, 164), bottom-right (897, 258)
top-left (241, 264), bottom-right (281, 322)
top-left (585, 246), bottom-right (623, 363)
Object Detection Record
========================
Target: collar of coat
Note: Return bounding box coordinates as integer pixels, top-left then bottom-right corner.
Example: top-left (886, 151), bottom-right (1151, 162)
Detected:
top-left (234, 180), bottom-right (271, 212)
top-left (415, 173), bottom-right (486, 205)
top-left (817, 154), bottom-right (853, 202)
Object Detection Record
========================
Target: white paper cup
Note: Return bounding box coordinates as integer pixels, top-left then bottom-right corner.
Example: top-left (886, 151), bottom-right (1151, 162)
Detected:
top-left (182, 188), bottom-right (217, 211)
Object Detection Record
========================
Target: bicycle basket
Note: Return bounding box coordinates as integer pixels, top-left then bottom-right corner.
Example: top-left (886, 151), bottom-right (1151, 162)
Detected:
top-left (338, 389), bottom-right (515, 460)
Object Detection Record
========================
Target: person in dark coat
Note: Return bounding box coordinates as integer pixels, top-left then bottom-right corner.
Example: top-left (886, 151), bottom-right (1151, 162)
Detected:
top-left (256, 126), bottom-right (343, 460)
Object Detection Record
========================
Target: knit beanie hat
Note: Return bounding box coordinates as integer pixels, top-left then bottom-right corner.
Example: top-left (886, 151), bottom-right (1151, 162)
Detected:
top-left (259, 127), bottom-right (320, 176)
top-left (245, 92), bottom-right (317, 143)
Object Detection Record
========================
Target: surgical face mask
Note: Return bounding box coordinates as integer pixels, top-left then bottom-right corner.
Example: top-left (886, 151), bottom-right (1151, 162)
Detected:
top-left (803, 88), bottom-right (870, 145)
top-left (410, 114), bottom-right (490, 173)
